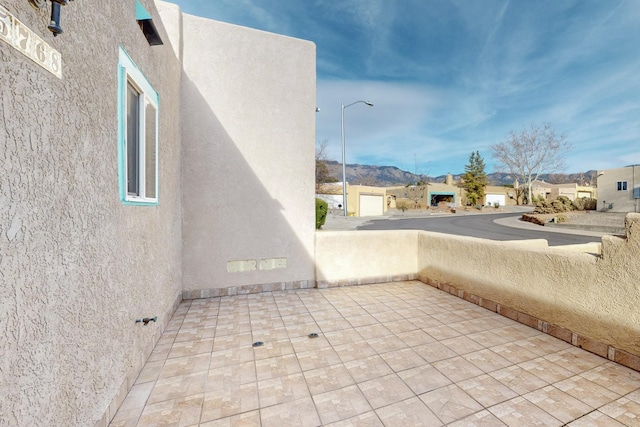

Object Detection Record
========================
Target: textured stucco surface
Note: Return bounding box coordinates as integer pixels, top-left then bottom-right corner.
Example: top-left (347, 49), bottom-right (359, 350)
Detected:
top-left (597, 165), bottom-right (640, 213)
top-left (0, 1), bottom-right (182, 426)
top-left (315, 231), bottom-right (419, 282)
top-left (315, 215), bottom-right (640, 357)
top-left (178, 14), bottom-right (317, 291)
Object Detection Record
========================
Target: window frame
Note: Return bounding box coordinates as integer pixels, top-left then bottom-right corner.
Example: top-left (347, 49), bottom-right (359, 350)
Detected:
top-left (117, 46), bottom-right (159, 205)
top-left (617, 181), bottom-right (628, 191)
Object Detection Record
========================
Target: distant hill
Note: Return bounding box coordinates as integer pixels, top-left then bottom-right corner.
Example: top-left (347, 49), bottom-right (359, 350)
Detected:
top-left (321, 160), bottom-right (597, 187)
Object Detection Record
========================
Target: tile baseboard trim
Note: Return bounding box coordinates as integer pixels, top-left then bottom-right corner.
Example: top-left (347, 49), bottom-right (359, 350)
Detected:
top-left (418, 275), bottom-right (640, 374)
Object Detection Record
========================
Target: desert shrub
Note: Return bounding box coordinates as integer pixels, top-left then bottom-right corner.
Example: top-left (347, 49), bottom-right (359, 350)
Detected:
top-left (396, 201), bottom-right (410, 213)
top-left (536, 207), bottom-right (556, 214)
top-left (574, 197), bottom-right (597, 211)
top-left (556, 214), bottom-right (568, 223)
top-left (557, 196), bottom-right (574, 211)
top-left (493, 201), bottom-right (500, 208)
top-left (534, 199), bottom-right (551, 214)
top-left (551, 199), bottom-right (566, 212)
top-left (535, 196), bottom-right (575, 214)
top-left (315, 198), bottom-right (328, 229)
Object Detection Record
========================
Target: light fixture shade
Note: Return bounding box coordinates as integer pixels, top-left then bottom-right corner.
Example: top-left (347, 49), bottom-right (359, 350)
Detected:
top-left (136, 0), bottom-right (164, 46)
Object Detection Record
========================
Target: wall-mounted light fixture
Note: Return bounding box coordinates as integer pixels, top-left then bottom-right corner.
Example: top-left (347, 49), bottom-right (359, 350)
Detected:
top-left (28, 0), bottom-right (73, 37)
top-left (28, 0), bottom-right (46, 8)
top-left (135, 0), bottom-right (163, 46)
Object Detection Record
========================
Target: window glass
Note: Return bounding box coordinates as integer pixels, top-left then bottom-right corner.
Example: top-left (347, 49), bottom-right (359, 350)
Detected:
top-left (126, 83), bottom-right (140, 196)
top-left (144, 101), bottom-right (157, 199)
top-left (118, 46), bottom-right (159, 205)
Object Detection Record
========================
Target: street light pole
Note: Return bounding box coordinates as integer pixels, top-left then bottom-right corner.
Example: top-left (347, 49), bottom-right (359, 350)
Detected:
top-left (341, 100), bottom-right (373, 217)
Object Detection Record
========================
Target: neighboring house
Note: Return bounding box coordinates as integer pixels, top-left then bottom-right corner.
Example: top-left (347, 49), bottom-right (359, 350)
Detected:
top-left (530, 180), bottom-right (553, 201)
top-left (317, 183), bottom-right (388, 216)
top-left (386, 176), bottom-right (463, 209)
top-left (346, 184), bottom-right (388, 217)
top-left (549, 183), bottom-right (597, 201)
top-left (316, 182), bottom-right (344, 210)
top-left (597, 165), bottom-right (640, 213)
top-left (483, 185), bottom-right (518, 206)
top-left (525, 180), bottom-right (597, 203)
top-left (1, 1), bottom-right (315, 425)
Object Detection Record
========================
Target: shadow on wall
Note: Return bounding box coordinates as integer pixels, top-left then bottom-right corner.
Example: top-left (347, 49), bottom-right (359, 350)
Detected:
top-left (180, 75), bottom-right (316, 295)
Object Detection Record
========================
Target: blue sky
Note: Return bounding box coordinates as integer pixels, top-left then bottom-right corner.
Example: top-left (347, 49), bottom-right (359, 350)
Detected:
top-left (168, 0), bottom-right (640, 177)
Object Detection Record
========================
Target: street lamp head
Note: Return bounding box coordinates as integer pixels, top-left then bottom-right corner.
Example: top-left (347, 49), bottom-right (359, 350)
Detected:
top-left (365, 101), bottom-right (374, 106)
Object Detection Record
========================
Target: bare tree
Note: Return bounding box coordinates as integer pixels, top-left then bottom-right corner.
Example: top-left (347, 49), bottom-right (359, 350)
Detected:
top-left (491, 123), bottom-right (571, 204)
top-left (316, 140), bottom-right (338, 193)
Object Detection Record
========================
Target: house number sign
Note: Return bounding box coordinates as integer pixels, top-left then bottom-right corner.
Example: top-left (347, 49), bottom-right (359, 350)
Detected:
top-left (0, 4), bottom-right (62, 78)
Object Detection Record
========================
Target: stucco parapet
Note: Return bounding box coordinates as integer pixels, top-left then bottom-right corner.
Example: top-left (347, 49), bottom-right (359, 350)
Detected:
top-left (599, 213), bottom-right (640, 258)
top-left (625, 213), bottom-right (640, 239)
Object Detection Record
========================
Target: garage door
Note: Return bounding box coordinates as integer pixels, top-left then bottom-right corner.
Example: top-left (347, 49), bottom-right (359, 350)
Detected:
top-left (486, 194), bottom-right (506, 206)
top-left (360, 195), bottom-right (384, 216)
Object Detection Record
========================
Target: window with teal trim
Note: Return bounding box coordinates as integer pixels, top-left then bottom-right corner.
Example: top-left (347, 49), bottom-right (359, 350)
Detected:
top-left (118, 46), bottom-right (159, 205)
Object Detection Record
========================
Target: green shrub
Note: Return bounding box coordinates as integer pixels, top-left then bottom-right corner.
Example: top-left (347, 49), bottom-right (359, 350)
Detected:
top-left (315, 198), bottom-right (328, 229)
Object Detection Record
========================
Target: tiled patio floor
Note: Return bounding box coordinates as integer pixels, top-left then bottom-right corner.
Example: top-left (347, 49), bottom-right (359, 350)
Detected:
top-left (109, 281), bottom-right (640, 426)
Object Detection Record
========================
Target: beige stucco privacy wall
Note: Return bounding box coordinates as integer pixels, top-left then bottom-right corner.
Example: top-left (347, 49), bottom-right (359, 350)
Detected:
top-left (316, 215), bottom-right (640, 358)
top-left (1, 1), bottom-right (182, 426)
top-left (178, 12), bottom-right (317, 295)
top-left (315, 231), bottom-right (419, 285)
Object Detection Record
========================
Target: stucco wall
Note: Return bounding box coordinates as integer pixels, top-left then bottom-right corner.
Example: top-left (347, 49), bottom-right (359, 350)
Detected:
top-left (178, 14), bottom-right (317, 293)
top-left (315, 215), bottom-right (640, 358)
top-left (315, 231), bottom-right (419, 285)
top-left (0, 1), bottom-right (182, 426)
top-left (597, 166), bottom-right (640, 213)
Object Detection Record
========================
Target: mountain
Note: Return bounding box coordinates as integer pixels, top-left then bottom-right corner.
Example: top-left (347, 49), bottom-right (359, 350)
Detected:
top-left (321, 161), bottom-right (597, 187)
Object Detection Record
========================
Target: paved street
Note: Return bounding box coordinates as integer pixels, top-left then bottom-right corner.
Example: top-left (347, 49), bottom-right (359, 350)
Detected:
top-left (323, 210), bottom-right (608, 247)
